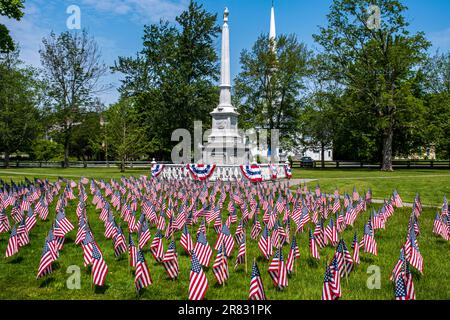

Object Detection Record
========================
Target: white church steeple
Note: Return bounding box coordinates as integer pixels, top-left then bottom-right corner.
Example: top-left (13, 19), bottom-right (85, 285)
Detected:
top-left (270, 1), bottom-right (276, 43)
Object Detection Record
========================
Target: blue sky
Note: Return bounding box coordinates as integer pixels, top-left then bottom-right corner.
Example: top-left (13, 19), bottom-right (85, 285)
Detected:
top-left (1, 0), bottom-right (449, 105)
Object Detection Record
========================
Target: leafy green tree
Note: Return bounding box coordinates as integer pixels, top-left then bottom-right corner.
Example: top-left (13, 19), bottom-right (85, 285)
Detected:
top-left (106, 98), bottom-right (147, 172)
top-left (300, 60), bottom-right (341, 167)
top-left (113, 0), bottom-right (220, 160)
top-left (234, 34), bottom-right (311, 146)
top-left (70, 111), bottom-right (103, 163)
top-left (421, 51), bottom-right (450, 159)
top-left (313, 0), bottom-right (430, 171)
top-left (40, 30), bottom-right (108, 168)
top-left (31, 139), bottom-right (64, 164)
top-left (0, 0), bottom-right (25, 53)
top-left (0, 47), bottom-right (40, 167)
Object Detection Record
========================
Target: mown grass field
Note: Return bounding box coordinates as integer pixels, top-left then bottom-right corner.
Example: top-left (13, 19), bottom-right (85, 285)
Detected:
top-left (0, 168), bottom-right (448, 300)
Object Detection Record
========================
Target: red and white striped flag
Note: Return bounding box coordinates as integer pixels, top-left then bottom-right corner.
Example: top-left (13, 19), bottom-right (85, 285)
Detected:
top-left (189, 251), bottom-right (208, 300)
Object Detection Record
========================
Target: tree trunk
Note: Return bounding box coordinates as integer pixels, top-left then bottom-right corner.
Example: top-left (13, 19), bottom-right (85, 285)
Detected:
top-left (381, 120), bottom-right (394, 171)
top-left (4, 151), bottom-right (10, 169)
top-left (64, 142), bottom-right (70, 168)
top-left (321, 142), bottom-right (325, 168)
top-left (120, 157), bottom-right (125, 173)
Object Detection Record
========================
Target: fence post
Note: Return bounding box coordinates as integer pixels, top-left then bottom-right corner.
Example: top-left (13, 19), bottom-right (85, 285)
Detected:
top-left (336, 161), bottom-right (339, 168)
top-left (430, 160), bottom-right (434, 168)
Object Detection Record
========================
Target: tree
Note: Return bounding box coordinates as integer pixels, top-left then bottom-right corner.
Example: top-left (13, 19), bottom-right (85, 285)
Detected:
top-left (234, 33), bottom-right (311, 151)
top-left (421, 51), bottom-right (450, 159)
top-left (113, 0), bottom-right (220, 160)
top-left (40, 30), bottom-right (108, 168)
top-left (313, 0), bottom-right (430, 171)
top-left (301, 59), bottom-right (341, 167)
top-left (0, 0), bottom-right (25, 53)
top-left (31, 139), bottom-right (64, 165)
top-left (0, 47), bottom-right (40, 167)
top-left (106, 98), bottom-right (147, 172)
top-left (70, 111), bottom-right (103, 163)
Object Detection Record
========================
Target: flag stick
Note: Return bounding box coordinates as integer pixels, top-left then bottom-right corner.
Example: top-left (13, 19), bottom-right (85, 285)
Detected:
top-left (245, 246), bottom-right (248, 274)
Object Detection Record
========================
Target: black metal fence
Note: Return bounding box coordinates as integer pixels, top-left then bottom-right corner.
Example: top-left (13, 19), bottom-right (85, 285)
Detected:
top-left (0, 160), bottom-right (449, 169)
top-left (0, 161), bottom-right (155, 169)
top-left (290, 160), bottom-right (450, 169)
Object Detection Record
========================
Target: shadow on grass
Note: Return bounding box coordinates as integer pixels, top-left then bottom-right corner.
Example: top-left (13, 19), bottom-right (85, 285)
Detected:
top-left (94, 284), bottom-right (109, 294)
top-left (8, 256), bottom-right (24, 264)
top-left (361, 256), bottom-right (375, 264)
top-left (306, 257), bottom-right (320, 268)
top-left (39, 277), bottom-right (55, 288)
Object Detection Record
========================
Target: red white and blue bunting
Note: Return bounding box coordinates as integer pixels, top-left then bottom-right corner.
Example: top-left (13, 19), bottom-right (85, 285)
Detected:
top-left (187, 164), bottom-right (216, 181)
top-left (270, 164), bottom-right (278, 180)
top-left (240, 164), bottom-right (263, 183)
top-left (284, 164), bottom-right (292, 179)
top-left (151, 163), bottom-right (164, 178)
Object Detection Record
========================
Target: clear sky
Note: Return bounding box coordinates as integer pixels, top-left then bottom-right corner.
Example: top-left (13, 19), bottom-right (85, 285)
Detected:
top-left (1, 0), bottom-right (449, 105)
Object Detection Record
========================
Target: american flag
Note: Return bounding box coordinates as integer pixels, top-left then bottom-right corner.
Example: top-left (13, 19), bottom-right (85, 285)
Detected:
top-left (324, 218), bottom-right (338, 247)
top-left (17, 218), bottom-right (30, 247)
top-left (214, 224), bottom-right (235, 257)
top-left (251, 214), bottom-right (262, 240)
top-left (249, 260), bottom-right (266, 300)
top-left (135, 250), bottom-right (153, 291)
top-left (404, 229), bottom-right (423, 273)
top-left (313, 220), bottom-right (326, 248)
top-left (351, 232), bottom-right (360, 264)
top-left (362, 220), bottom-right (378, 255)
top-left (234, 234), bottom-right (246, 270)
top-left (309, 229), bottom-right (320, 260)
top-left (162, 240), bottom-right (179, 279)
top-left (55, 210), bottom-right (74, 235)
top-left (392, 190), bottom-right (403, 208)
top-left (189, 251), bottom-right (209, 300)
top-left (138, 220), bottom-right (151, 249)
top-left (91, 244), bottom-right (108, 286)
top-left (334, 239), bottom-right (353, 277)
top-left (128, 234), bottom-right (137, 268)
top-left (0, 209), bottom-right (10, 233)
top-left (113, 226), bottom-right (127, 257)
top-left (36, 238), bottom-right (56, 279)
top-left (180, 224), bottom-right (194, 255)
top-left (394, 272), bottom-right (415, 300)
top-left (5, 225), bottom-right (19, 257)
top-left (194, 231), bottom-right (212, 267)
top-left (150, 230), bottom-right (164, 262)
top-left (268, 247), bottom-right (288, 289)
top-left (82, 230), bottom-right (95, 266)
top-left (286, 235), bottom-right (300, 274)
top-left (212, 241), bottom-right (229, 285)
top-left (322, 258), bottom-right (341, 300)
top-left (75, 218), bottom-right (87, 245)
top-left (25, 208), bottom-right (37, 232)
top-left (258, 225), bottom-right (273, 260)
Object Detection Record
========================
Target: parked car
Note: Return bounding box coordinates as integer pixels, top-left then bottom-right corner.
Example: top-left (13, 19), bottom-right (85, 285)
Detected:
top-left (300, 156), bottom-right (314, 168)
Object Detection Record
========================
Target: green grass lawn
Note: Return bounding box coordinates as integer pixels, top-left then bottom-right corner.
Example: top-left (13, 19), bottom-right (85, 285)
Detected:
top-left (0, 168), bottom-right (448, 300)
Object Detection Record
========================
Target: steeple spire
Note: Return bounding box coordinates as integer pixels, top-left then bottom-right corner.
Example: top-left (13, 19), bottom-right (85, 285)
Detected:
top-left (269, 1), bottom-right (276, 48)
